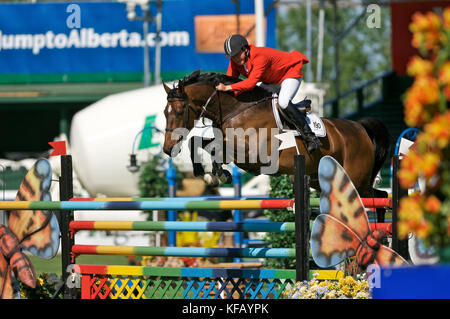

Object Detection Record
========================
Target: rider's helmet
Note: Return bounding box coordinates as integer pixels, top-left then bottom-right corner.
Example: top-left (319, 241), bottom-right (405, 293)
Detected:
top-left (224, 34), bottom-right (249, 57)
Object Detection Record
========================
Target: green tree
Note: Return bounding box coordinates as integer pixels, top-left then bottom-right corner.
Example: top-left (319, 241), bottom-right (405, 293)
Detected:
top-left (263, 174), bottom-right (296, 269)
top-left (277, 3), bottom-right (391, 114)
top-left (138, 155), bottom-right (183, 221)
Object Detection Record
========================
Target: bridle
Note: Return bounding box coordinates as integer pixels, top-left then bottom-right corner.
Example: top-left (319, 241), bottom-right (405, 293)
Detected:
top-left (165, 83), bottom-right (274, 133)
top-left (165, 88), bottom-right (220, 133)
top-left (164, 91), bottom-right (201, 133)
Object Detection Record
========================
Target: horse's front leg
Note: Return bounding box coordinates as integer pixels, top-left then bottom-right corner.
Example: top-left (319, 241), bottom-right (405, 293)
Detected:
top-left (189, 136), bottom-right (206, 177)
top-left (203, 138), bottom-right (232, 186)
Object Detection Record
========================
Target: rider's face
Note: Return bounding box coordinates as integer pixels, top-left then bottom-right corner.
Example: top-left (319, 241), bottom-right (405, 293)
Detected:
top-left (231, 48), bottom-right (247, 66)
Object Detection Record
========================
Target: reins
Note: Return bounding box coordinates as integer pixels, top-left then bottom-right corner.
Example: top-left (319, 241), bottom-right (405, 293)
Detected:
top-left (166, 83), bottom-right (275, 133)
top-left (220, 95), bottom-right (274, 124)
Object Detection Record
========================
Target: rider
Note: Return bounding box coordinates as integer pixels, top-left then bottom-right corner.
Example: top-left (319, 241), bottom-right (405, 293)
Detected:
top-left (215, 34), bottom-right (322, 154)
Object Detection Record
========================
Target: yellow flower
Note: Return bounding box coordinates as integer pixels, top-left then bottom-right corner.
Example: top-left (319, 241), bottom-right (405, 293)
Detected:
top-left (410, 11), bottom-right (443, 51)
top-left (444, 7), bottom-right (450, 29)
top-left (425, 195), bottom-right (441, 214)
top-left (416, 220), bottom-right (432, 240)
top-left (344, 276), bottom-right (355, 286)
top-left (407, 56), bottom-right (434, 77)
top-left (416, 75), bottom-right (440, 105)
top-left (410, 12), bottom-right (433, 33)
top-left (424, 111), bottom-right (450, 149)
top-left (356, 291), bottom-right (370, 299)
top-left (420, 152), bottom-right (440, 178)
top-left (325, 290), bottom-right (337, 299)
top-left (438, 61), bottom-right (450, 86)
top-left (399, 195), bottom-right (427, 238)
top-left (341, 285), bottom-right (351, 297)
top-left (398, 151), bottom-right (421, 188)
top-left (398, 221), bottom-right (411, 239)
top-left (404, 75), bottom-right (440, 127)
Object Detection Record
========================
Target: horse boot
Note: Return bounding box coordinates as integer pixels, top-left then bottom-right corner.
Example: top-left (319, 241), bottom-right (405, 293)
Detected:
top-left (284, 102), bottom-right (322, 154)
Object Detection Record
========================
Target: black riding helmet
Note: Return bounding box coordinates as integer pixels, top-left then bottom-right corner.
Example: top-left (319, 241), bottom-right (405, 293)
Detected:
top-left (224, 34), bottom-right (249, 57)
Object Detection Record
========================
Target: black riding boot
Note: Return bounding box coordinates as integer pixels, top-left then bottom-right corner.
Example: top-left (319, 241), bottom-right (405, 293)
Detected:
top-left (284, 102), bottom-right (322, 154)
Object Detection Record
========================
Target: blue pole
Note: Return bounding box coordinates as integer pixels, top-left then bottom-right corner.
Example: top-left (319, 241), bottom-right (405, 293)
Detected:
top-left (166, 158), bottom-right (177, 246)
top-left (232, 165), bottom-right (242, 262)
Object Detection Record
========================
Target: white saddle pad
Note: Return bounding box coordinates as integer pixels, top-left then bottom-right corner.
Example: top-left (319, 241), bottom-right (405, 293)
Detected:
top-left (272, 94), bottom-right (327, 138)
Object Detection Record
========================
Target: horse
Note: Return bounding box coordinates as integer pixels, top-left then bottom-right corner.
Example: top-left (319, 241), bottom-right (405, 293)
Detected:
top-left (162, 70), bottom-right (392, 199)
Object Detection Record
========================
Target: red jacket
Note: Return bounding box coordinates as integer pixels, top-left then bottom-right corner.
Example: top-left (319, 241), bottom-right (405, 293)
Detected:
top-left (227, 45), bottom-right (309, 96)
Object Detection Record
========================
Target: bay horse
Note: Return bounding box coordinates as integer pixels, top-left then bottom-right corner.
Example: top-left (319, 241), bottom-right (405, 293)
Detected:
top-left (162, 71), bottom-right (391, 199)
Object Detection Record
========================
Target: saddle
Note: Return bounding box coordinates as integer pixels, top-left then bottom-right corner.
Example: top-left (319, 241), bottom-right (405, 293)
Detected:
top-left (257, 82), bottom-right (311, 115)
top-left (272, 95), bottom-right (326, 138)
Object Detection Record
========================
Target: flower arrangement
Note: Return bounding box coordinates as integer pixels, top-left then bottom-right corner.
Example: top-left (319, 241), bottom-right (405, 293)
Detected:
top-left (397, 7), bottom-right (450, 258)
top-left (284, 273), bottom-right (370, 299)
top-left (19, 273), bottom-right (63, 299)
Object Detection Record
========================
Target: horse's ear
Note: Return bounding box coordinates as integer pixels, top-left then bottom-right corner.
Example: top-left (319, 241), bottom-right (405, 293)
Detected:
top-left (163, 82), bottom-right (171, 94)
top-left (177, 80), bottom-right (184, 92)
top-left (192, 69), bottom-right (201, 78)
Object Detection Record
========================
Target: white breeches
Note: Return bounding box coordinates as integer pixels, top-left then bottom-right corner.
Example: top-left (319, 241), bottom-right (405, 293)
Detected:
top-left (278, 78), bottom-right (302, 109)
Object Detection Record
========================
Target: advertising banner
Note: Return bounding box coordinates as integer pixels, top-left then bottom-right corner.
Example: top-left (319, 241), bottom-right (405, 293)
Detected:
top-left (0, 1), bottom-right (276, 83)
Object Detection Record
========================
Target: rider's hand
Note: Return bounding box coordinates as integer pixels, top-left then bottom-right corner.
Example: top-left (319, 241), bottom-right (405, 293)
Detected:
top-left (216, 83), bottom-right (231, 91)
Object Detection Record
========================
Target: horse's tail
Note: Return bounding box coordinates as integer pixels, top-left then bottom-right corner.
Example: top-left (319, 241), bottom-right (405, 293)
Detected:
top-left (358, 117), bottom-right (393, 187)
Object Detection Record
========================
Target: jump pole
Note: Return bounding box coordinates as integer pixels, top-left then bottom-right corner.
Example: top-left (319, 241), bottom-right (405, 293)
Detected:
top-left (166, 158), bottom-right (177, 246)
top-left (59, 154), bottom-right (77, 299)
top-left (0, 199), bottom-right (295, 210)
top-left (233, 165), bottom-right (243, 262)
top-left (294, 154), bottom-right (310, 282)
top-left (392, 155), bottom-right (410, 260)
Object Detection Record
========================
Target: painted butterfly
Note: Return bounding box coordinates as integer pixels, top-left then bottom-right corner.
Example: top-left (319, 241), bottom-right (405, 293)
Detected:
top-left (310, 156), bottom-right (408, 270)
top-left (0, 158), bottom-right (60, 299)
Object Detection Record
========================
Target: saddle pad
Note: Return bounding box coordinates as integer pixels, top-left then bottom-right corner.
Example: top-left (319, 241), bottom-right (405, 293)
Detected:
top-left (272, 94), bottom-right (327, 138)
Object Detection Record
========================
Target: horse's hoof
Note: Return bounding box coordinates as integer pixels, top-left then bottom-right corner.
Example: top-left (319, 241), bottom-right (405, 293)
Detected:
top-left (193, 169), bottom-right (205, 177)
top-left (218, 170), bottom-right (232, 184)
top-left (193, 164), bottom-right (205, 177)
top-left (204, 174), bottom-right (219, 186)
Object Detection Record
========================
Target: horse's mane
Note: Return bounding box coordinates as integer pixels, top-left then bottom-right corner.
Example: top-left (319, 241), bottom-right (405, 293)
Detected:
top-left (179, 70), bottom-right (272, 101)
top-left (181, 69), bottom-right (240, 86)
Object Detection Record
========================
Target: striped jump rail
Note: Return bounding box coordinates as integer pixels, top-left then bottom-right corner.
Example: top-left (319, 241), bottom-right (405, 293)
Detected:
top-left (69, 196), bottom-right (393, 209)
top-left (72, 246), bottom-right (296, 259)
top-left (69, 220), bottom-right (392, 236)
top-left (0, 199), bottom-right (294, 211)
top-left (0, 197), bottom-right (390, 211)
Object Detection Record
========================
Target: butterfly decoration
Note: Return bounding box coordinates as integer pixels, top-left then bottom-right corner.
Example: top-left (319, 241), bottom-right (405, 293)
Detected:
top-left (0, 158), bottom-right (60, 299)
top-left (310, 156), bottom-right (408, 270)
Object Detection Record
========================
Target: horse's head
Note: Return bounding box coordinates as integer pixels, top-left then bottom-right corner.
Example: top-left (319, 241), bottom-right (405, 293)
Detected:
top-left (162, 80), bottom-right (200, 156)
top-left (162, 70), bottom-right (242, 157)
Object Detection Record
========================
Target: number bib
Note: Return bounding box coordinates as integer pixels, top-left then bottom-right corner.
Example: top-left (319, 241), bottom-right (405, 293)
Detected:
top-left (306, 112), bottom-right (326, 137)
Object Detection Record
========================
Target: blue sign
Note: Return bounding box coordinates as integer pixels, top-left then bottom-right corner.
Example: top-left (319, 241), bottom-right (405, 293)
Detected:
top-left (0, 1), bottom-right (276, 81)
top-left (371, 265), bottom-right (450, 299)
